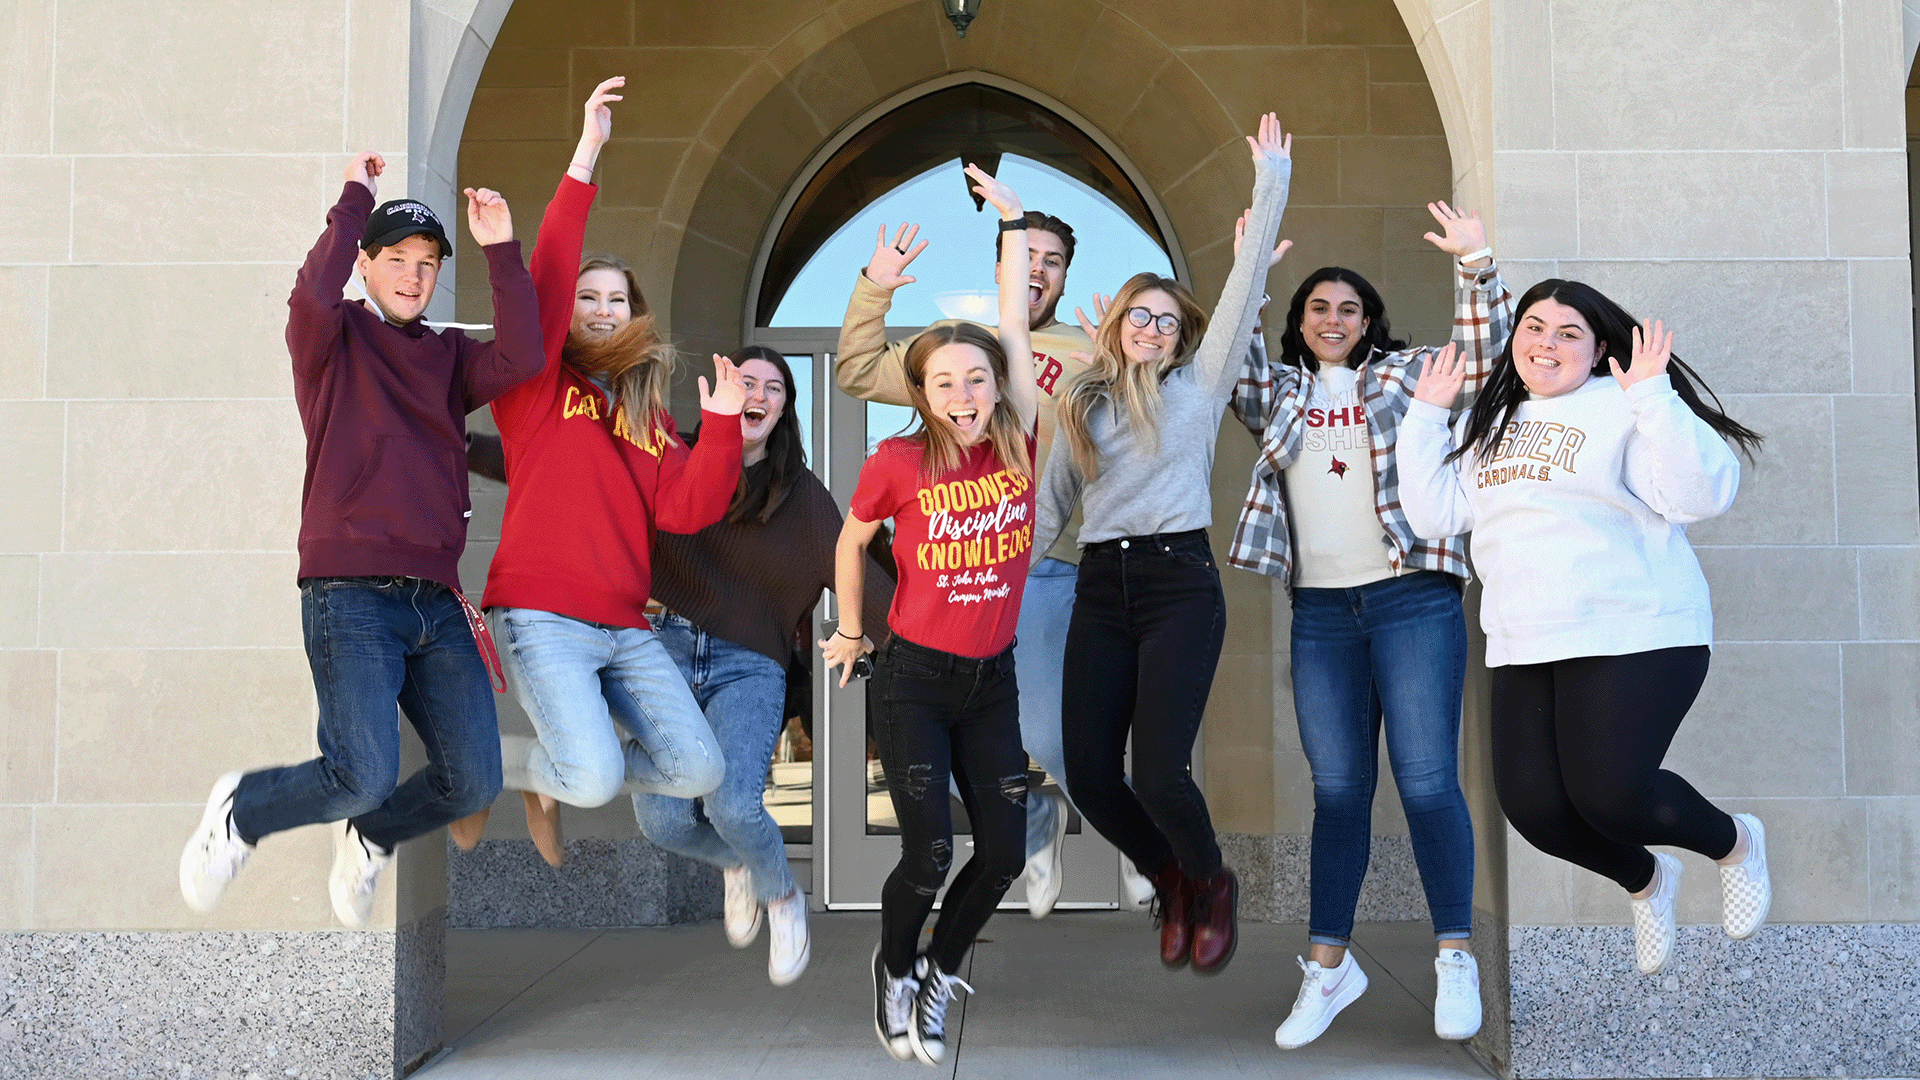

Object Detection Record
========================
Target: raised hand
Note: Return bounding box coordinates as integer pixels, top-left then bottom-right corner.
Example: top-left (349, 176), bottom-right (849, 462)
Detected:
top-left (463, 187), bottom-right (513, 246)
top-left (581, 76), bottom-right (624, 151)
top-left (1234, 208), bottom-right (1293, 268)
top-left (1071, 292), bottom-right (1113, 342)
top-left (346, 151), bottom-right (385, 197)
top-left (1422, 201), bottom-right (1488, 263)
top-left (1245, 112), bottom-right (1291, 165)
top-left (865, 223), bottom-right (927, 291)
top-left (1611, 320), bottom-right (1672, 390)
top-left (1412, 343), bottom-right (1466, 409)
top-left (964, 162), bottom-right (1025, 220)
top-left (698, 353), bottom-right (748, 415)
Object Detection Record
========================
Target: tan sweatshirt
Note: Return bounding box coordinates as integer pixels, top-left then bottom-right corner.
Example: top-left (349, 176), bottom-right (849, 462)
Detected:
top-left (835, 271), bottom-right (1091, 565)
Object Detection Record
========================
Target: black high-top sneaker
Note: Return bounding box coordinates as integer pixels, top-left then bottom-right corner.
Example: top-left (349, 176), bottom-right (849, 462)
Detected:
top-left (908, 954), bottom-right (974, 1066)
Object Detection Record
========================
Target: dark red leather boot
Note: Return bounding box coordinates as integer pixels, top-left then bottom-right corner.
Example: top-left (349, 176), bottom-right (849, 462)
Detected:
top-left (1189, 867), bottom-right (1238, 975)
top-left (1150, 861), bottom-right (1193, 969)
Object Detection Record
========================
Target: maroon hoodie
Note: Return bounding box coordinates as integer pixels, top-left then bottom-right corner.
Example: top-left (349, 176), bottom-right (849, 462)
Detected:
top-left (288, 182), bottom-right (543, 589)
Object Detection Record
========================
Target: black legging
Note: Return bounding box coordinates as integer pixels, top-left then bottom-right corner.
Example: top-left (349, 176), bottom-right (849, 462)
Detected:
top-left (1491, 645), bottom-right (1738, 893)
top-left (872, 636), bottom-right (1028, 977)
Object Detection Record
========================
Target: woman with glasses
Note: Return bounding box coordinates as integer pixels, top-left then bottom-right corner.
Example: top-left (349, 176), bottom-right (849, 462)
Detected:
top-left (1034, 112), bottom-right (1291, 977)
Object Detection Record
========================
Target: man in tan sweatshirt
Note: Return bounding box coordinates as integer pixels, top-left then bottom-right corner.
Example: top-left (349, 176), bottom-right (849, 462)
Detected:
top-left (836, 213), bottom-right (1116, 919)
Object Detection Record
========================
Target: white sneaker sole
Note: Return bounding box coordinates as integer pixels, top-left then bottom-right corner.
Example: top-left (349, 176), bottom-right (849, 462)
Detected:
top-left (1275, 964), bottom-right (1369, 1050)
top-left (871, 946), bottom-right (914, 1062)
top-left (179, 770), bottom-right (246, 913)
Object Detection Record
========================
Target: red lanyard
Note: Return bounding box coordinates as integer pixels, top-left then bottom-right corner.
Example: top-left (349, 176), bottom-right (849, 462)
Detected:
top-left (452, 589), bottom-right (507, 694)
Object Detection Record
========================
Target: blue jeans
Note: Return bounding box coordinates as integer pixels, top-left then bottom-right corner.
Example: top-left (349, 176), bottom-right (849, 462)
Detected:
top-left (230, 577), bottom-right (502, 851)
top-left (631, 613), bottom-right (796, 903)
top-left (491, 608), bottom-right (724, 807)
top-left (1291, 570), bottom-right (1474, 946)
top-left (1015, 558), bottom-right (1076, 853)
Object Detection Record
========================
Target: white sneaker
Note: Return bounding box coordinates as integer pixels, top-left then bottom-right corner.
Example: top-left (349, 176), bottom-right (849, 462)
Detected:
top-left (328, 822), bottom-right (392, 929)
top-left (1433, 948), bottom-right (1482, 1041)
top-left (1274, 952), bottom-right (1368, 1050)
top-left (1720, 813), bottom-right (1771, 940)
top-left (766, 890), bottom-right (810, 986)
top-left (1120, 858), bottom-right (1155, 911)
top-left (179, 771), bottom-right (254, 912)
top-left (1630, 851), bottom-right (1682, 975)
top-left (1026, 790), bottom-right (1070, 918)
top-left (909, 955), bottom-right (973, 1067)
top-left (723, 866), bottom-right (762, 948)
top-left (871, 945), bottom-right (919, 1062)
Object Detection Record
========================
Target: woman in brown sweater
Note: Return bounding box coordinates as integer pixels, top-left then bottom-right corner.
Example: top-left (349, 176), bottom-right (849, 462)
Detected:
top-left (640, 346), bottom-right (894, 987)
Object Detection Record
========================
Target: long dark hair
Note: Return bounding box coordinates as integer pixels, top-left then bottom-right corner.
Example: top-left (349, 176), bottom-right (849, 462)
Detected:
top-left (1449, 279), bottom-right (1763, 465)
top-left (724, 346), bottom-right (807, 524)
top-left (1278, 267), bottom-right (1407, 371)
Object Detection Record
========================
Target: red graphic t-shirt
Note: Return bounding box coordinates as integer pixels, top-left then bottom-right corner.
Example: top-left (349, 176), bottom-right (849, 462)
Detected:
top-left (851, 435), bottom-right (1037, 659)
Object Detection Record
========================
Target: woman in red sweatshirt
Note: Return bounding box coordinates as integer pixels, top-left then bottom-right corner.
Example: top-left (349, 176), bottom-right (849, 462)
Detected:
top-left (459, 77), bottom-right (746, 864)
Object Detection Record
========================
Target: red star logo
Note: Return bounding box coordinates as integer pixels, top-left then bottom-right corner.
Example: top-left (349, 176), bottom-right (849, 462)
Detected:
top-left (1328, 456), bottom-right (1350, 478)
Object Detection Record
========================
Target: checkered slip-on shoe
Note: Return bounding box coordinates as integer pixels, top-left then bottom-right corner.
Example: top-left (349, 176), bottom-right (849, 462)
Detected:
top-left (1720, 813), bottom-right (1772, 940)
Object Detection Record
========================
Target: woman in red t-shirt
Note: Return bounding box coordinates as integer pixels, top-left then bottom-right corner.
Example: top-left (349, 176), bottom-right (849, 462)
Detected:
top-left (821, 165), bottom-right (1038, 1068)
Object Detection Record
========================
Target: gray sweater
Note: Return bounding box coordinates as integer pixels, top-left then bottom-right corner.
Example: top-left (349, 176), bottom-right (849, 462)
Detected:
top-left (1034, 155), bottom-right (1290, 553)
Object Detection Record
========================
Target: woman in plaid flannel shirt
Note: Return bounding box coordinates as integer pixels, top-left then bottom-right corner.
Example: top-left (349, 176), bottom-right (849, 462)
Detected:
top-left (1226, 207), bottom-right (1514, 1051)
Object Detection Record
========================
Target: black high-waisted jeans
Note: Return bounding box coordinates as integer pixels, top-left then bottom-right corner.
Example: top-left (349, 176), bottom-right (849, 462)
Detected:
top-left (873, 635), bottom-right (1029, 976)
top-left (1061, 529), bottom-right (1226, 879)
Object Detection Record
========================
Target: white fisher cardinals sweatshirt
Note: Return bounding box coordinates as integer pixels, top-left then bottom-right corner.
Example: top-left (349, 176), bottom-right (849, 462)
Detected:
top-left (1396, 374), bottom-right (1740, 667)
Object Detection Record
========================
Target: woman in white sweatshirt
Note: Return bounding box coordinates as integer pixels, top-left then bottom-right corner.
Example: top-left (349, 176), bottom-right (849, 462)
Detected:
top-left (1397, 279), bottom-right (1770, 978)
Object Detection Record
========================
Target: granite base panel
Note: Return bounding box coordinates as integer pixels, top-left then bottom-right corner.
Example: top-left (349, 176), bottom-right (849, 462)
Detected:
top-left (1469, 906), bottom-right (1512, 1078)
top-left (1507, 922), bottom-right (1920, 1078)
top-left (1220, 832), bottom-right (1431, 925)
top-left (447, 837), bottom-right (722, 928)
top-left (0, 915), bottom-right (445, 1080)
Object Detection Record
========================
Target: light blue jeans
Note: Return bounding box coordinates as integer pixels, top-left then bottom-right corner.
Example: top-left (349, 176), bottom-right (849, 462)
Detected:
top-left (632, 613), bottom-right (797, 903)
top-left (491, 608), bottom-right (725, 808)
top-left (1013, 557), bottom-right (1077, 855)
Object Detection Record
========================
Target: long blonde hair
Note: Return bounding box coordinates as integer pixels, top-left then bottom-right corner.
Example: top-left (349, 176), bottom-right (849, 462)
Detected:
top-left (1056, 273), bottom-right (1207, 480)
top-left (900, 323), bottom-right (1032, 484)
top-left (561, 254), bottom-right (674, 446)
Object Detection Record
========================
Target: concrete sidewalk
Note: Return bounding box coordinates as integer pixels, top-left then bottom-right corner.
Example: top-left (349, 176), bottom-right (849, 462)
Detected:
top-left (423, 913), bottom-right (1495, 1079)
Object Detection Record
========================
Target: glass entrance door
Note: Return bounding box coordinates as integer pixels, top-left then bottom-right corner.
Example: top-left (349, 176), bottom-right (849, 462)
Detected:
top-left (751, 329), bottom-right (1119, 910)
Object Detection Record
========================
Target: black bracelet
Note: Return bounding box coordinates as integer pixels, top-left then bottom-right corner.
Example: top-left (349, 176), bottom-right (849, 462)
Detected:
top-left (998, 217), bottom-right (1027, 233)
top-left (836, 629), bottom-right (862, 641)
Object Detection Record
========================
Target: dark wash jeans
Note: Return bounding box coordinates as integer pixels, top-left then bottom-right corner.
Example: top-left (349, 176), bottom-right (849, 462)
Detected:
top-left (1291, 570), bottom-right (1474, 946)
top-left (230, 577), bottom-right (503, 851)
top-left (1061, 529), bottom-right (1226, 879)
top-left (873, 635), bottom-right (1028, 976)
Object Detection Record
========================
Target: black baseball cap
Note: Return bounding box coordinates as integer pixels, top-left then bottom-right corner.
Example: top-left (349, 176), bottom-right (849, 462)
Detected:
top-left (361, 200), bottom-right (452, 257)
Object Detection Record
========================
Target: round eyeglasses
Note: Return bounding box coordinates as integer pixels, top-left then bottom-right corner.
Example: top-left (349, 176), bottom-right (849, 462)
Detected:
top-left (1124, 306), bottom-right (1182, 336)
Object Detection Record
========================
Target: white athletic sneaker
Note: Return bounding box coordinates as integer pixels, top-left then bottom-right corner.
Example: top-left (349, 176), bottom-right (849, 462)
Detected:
top-left (179, 771), bottom-right (254, 913)
top-left (871, 945), bottom-right (919, 1062)
top-left (1274, 952), bottom-right (1369, 1050)
top-left (909, 955), bottom-right (973, 1067)
top-left (1433, 948), bottom-right (1483, 1041)
top-left (328, 822), bottom-right (392, 929)
top-left (1120, 858), bottom-right (1155, 911)
top-left (1630, 851), bottom-right (1682, 975)
top-left (766, 890), bottom-right (810, 986)
top-left (1026, 790), bottom-right (1070, 919)
top-left (723, 866), bottom-right (762, 948)
top-left (1720, 813), bottom-right (1771, 940)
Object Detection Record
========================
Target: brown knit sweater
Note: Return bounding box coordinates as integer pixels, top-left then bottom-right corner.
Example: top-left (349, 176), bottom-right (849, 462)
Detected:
top-left (650, 460), bottom-right (894, 666)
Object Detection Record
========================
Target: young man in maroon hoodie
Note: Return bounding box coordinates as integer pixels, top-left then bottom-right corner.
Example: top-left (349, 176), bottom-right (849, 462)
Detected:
top-left (178, 151), bottom-right (545, 928)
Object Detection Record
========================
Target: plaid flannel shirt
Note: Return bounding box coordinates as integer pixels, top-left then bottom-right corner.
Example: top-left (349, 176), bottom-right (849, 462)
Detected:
top-left (1226, 259), bottom-right (1514, 585)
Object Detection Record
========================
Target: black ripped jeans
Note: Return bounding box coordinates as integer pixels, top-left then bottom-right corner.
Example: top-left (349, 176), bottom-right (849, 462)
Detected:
top-left (873, 634), bottom-right (1029, 976)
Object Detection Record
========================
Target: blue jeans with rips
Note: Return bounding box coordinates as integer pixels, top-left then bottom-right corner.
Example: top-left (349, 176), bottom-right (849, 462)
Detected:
top-left (230, 576), bottom-right (503, 852)
top-left (630, 613), bottom-right (796, 903)
top-left (1290, 570), bottom-right (1474, 947)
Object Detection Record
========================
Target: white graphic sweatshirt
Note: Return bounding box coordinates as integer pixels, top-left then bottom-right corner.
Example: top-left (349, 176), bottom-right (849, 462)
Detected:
top-left (1397, 374), bottom-right (1740, 667)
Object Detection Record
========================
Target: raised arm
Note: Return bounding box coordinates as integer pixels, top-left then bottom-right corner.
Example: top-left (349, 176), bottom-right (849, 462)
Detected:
top-left (457, 186), bottom-right (548, 406)
top-left (833, 224), bottom-right (927, 406)
top-left (1616, 322), bottom-right (1740, 523)
top-left (287, 152), bottom-right (381, 376)
top-left (1399, 343), bottom-right (1477, 538)
top-left (1194, 114), bottom-right (1292, 404)
top-left (529, 77), bottom-right (621, 362)
top-left (653, 356), bottom-right (750, 533)
top-left (1227, 214), bottom-right (1294, 437)
top-left (1419, 200), bottom-right (1513, 410)
top-left (964, 164), bottom-right (1038, 433)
